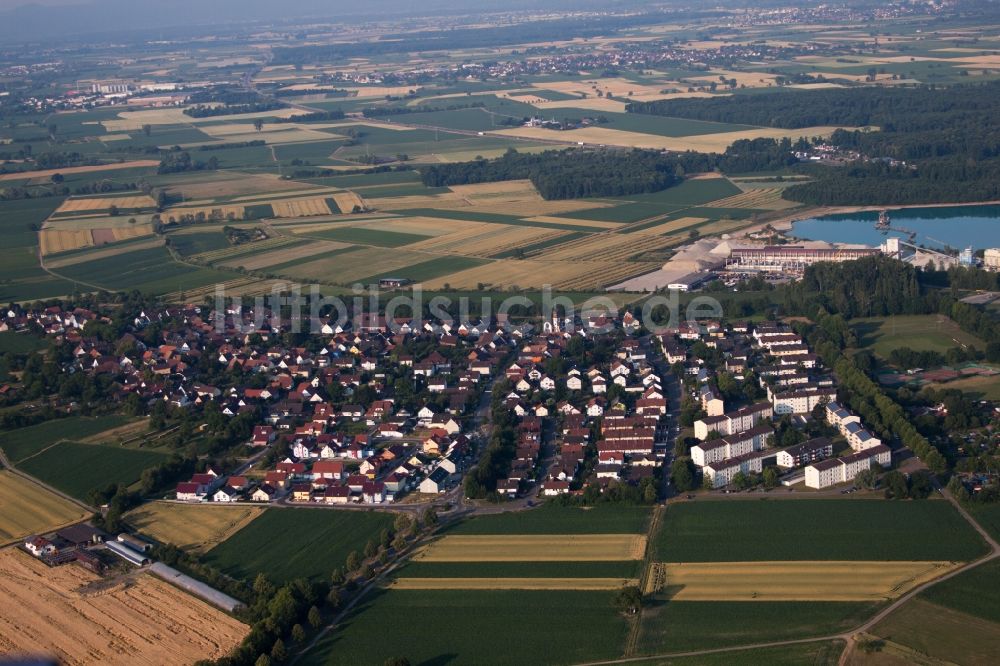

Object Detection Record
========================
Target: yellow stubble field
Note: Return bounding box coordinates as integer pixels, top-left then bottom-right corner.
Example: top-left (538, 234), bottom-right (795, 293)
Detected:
top-left (657, 561), bottom-right (963, 601)
top-left (414, 534), bottom-right (648, 562)
top-left (125, 501), bottom-right (265, 554)
top-left (0, 548), bottom-right (247, 665)
top-left (0, 472), bottom-right (89, 543)
top-left (56, 195), bottom-right (157, 213)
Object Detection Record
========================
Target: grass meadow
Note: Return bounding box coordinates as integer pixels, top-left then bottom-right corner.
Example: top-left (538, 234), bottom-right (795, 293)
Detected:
top-left (17, 440), bottom-right (168, 500)
top-left (204, 508), bottom-right (395, 584)
top-left (0, 415), bottom-right (132, 463)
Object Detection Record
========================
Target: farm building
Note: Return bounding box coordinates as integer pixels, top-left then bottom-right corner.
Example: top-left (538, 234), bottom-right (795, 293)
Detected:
top-left (106, 540), bottom-right (151, 566)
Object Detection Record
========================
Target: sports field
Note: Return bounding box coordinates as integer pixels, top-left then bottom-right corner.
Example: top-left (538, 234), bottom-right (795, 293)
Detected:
top-left (414, 534), bottom-right (647, 562)
top-left (656, 560), bottom-right (960, 601)
top-left (204, 508), bottom-right (395, 583)
top-left (125, 502), bottom-right (265, 553)
top-left (853, 315), bottom-right (986, 358)
top-left (655, 500), bottom-right (987, 562)
top-left (0, 471), bottom-right (89, 543)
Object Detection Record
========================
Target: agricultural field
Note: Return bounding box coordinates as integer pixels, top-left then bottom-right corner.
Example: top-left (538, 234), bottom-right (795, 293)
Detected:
top-left (0, 471), bottom-right (89, 543)
top-left (125, 502), bottom-right (266, 554)
top-left (301, 589), bottom-right (629, 666)
top-left (636, 601), bottom-right (877, 654)
top-left (654, 499), bottom-right (987, 562)
top-left (17, 441), bottom-right (168, 501)
top-left (853, 315), bottom-right (986, 358)
top-left (51, 245), bottom-right (236, 295)
top-left (626, 641), bottom-right (844, 666)
top-left (449, 504), bottom-right (651, 534)
top-left (870, 597), bottom-right (1000, 666)
top-left (0, 331), bottom-right (48, 355)
top-left (0, 415), bottom-right (132, 464)
top-left (0, 548), bottom-right (247, 665)
top-left (413, 534), bottom-right (647, 562)
top-left (655, 560), bottom-right (959, 601)
top-left (203, 508), bottom-right (395, 584)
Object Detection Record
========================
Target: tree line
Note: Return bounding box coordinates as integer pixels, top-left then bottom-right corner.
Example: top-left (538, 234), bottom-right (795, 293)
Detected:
top-left (630, 81), bottom-right (1000, 205)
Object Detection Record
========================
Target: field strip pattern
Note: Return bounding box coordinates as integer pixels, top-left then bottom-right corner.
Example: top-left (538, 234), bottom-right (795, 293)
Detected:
top-left (415, 534), bottom-right (647, 562)
top-left (391, 577), bottom-right (639, 590)
top-left (655, 561), bottom-right (962, 601)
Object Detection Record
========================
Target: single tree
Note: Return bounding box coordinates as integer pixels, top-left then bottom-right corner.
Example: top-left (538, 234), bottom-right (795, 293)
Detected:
top-left (308, 605), bottom-right (322, 629)
top-left (270, 638), bottom-right (287, 662)
top-left (612, 585), bottom-right (643, 615)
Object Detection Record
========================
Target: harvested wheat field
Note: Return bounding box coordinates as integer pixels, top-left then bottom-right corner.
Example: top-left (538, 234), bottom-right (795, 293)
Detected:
top-left (57, 196), bottom-right (156, 214)
top-left (448, 179), bottom-right (541, 200)
top-left (0, 548), bottom-right (247, 665)
top-left (415, 534), bottom-right (647, 562)
top-left (630, 217), bottom-right (709, 236)
top-left (39, 228), bottom-right (94, 255)
top-left (534, 97), bottom-right (629, 112)
top-left (420, 258), bottom-right (655, 291)
top-left (45, 238), bottom-right (164, 269)
top-left (493, 125), bottom-right (857, 152)
top-left (331, 191), bottom-right (365, 214)
top-left (407, 224), bottom-right (560, 256)
top-left (0, 161), bottom-right (161, 182)
top-left (392, 577), bottom-right (639, 590)
top-left (0, 472), bottom-right (88, 543)
top-left (271, 197), bottom-right (335, 218)
top-left (524, 215), bottom-right (621, 229)
top-left (125, 502), bottom-right (265, 554)
top-left (706, 188), bottom-right (799, 210)
top-left (658, 561), bottom-right (962, 602)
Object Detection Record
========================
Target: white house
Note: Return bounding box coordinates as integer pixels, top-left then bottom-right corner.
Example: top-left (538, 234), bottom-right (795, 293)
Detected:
top-left (804, 444), bottom-right (891, 489)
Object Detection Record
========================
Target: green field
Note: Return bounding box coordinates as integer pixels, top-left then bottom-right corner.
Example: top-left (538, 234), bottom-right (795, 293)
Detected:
top-left (636, 601), bottom-right (876, 654)
top-left (969, 503), bottom-right (1000, 544)
top-left (853, 315), bottom-right (986, 358)
top-left (871, 597), bottom-right (1000, 666)
top-left (204, 508), bottom-right (395, 584)
top-left (54, 246), bottom-right (237, 294)
top-left (626, 641), bottom-right (843, 666)
top-left (0, 415), bottom-right (131, 463)
top-left (17, 440), bottom-right (167, 500)
top-left (301, 589), bottom-right (629, 666)
top-left (920, 558), bottom-right (1000, 624)
top-left (448, 504), bottom-right (651, 535)
top-left (655, 500), bottom-right (987, 561)
top-left (166, 230), bottom-right (233, 255)
top-left (0, 331), bottom-right (48, 354)
top-left (393, 560), bottom-right (642, 579)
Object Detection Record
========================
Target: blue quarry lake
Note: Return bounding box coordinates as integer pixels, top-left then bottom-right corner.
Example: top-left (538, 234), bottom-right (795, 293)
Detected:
top-left (791, 205), bottom-right (1000, 249)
